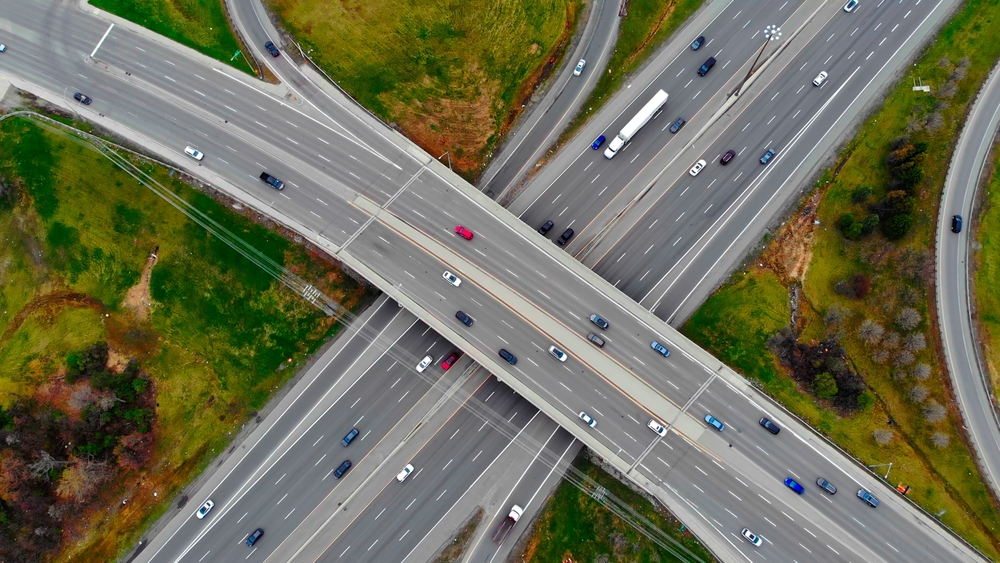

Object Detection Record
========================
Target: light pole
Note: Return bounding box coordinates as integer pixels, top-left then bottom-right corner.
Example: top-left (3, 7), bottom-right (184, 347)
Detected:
top-left (734, 24), bottom-right (782, 97)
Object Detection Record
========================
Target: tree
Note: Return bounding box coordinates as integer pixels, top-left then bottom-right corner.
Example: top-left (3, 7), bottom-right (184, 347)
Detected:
top-left (67, 342), bottom-right (109, 379)
top-left (857, 319), bottom-right (884, 344)
top-left (882, 331), bottom-right (901, 349)
top-left (897, 308), bottom-right (921, 330)
top-left (895, 350), bottom-right (915, 366)
top-left (883, 214), bottom-right (913, 240)
top-left (55, 458), bottom-right (111, 503)
top-left (814, 372), bottom-right (838, 399)
top-left (852, 186), bottom-right (874, 203)
top-left (904, 333), bottom-right (927, 352)
top-left (824, 304), bottom-right (850, 328)
top-left (912, 363), bottom-right (931, 380)
top-left (931, 432), bottom-right (951, 448)
top-left (908, 386), bottom-right (929, 402)
top-left (844, 222), bottom-right (862, 240)
top-left (851, 273), bottom-right (871, 298)
top-left (839, 213), bottom-right (856, 231)
top-left (923, 401), bottom-right (947, 423)
top-left (113, 432), bottom-right (153, 471)
top-left (873, 429), bottom-right (893, 445)
top-left (857, 392), bottom-right (875, 411)
top-left (860, 214), bottom-right (879, 235)
top-left (68, 385), bottom-right (97, 412)
top-left (872, 349), bottom-right (890, 364)
top-left (28, 452), bottom-right (67, 480)
top-left (872, 190), bottom-right (913, 219)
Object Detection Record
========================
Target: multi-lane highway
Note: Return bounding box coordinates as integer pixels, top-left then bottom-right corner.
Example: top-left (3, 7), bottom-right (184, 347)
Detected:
top-left (0, 0), bottom-right (987, 561)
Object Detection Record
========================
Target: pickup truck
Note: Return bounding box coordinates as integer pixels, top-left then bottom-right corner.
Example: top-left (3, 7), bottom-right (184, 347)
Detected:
top-left (260, 171), bottom-right (284, 190)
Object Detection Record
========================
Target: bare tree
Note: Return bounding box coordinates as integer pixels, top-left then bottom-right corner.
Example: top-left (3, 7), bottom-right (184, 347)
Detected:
top-left (931, 432), bottom-right (951, 448)
top-left (55, 458), bottom-right (111, 503)
top-left (873, 428), bottom-right (893, 446)
top-left (923, 401), bottom-right (947, 423)
top-left (883, 332), bottom-right (901, 350)
top-left (891, 369), bottom-right (908, 381)
top-left (939, 82), bottom-right (959, 99)
top-left (904, 333), bottom-right (927, 352)
top-left (895, 350), bottom-right (915, 367)
top-left (897, 308), bottom-right (921, 330)
top-left (938, 56), bottom-right (951, 68)
top-left (950, 66), bottom-right (967, 82)
top-left (96, 394), bottom-right (117, 411)
top-left (872, 349), bottom-right (890, 365)
top-left (925, 112), bottom-right (945, 131)
top-left (825, 304), bottom-right (850, 328)
top-left (68, 385), bottom-right (97, 411)
top-left (908, 386), bottom-right (929, 403)
top-left (912, 363), bottom-right (932, 380)
top-left (857, 319), bottom-right (884, 345)
top-left (28, 452), bottom-right (68, 480)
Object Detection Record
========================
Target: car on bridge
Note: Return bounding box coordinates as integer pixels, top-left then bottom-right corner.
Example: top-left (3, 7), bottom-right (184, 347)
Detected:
top-left (720, 149), bottom-right (736, 165)
top-left (548, 346), bottom-right (567, 362)
top-left (669, 117), bottom-right (686, 133)
top-left (587, 332), bottom-right (605, 347)
top-left (816, 478), bottom-right (837, 495)
top-left (589, 314), bottom-right (609, 330)
top-left (858, 489), bottom-right (879, 507)
top-left (499, 349), bottom-right (517, 365)
top-left (741, 527), bottom-right (762, 547)
top-left (341, 428), bottom-right (359, 447)
top-left (704, 414), bottom-right (724, 431)
top-left (689, 159), bottom-right (706, 176)
top-left (396, 464), bottom-right (414, 482)
top-left (442, 352), bottom-right (460, 370)
top-left (455, 225), bottom-right (474, 240)
top-left (784, 478), bottom-right (805, 494)
top-left (650, 341), bottom-right (670, 357)
top-left (539, 220), bottom-right (554, 234)
top-left (416, 355), bottom-right (433, 373)
top-left (442, 271), bottom-right (461, 287)
top-left (333, 460), bottom-right (352, 479)
top-left (456, 310), bottom-right (474, 326)
top-left (556, 228), bottom-right (574, 246)
top-left (245, 528), bottom-right (264, 546)
top-left (579, 411), bottom-right (597, 428)
top-left (647, 419), bottom-right (667, 437)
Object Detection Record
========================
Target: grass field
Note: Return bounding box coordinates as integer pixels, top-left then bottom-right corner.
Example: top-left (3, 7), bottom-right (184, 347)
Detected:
top-left (90, 0), bottom-right (254, 74)
top-left (268, 0), bottom-right (580, 179)
top-left (0, 115), bottom-right (369, 561)
top-left (683, 0), bottom-right (1000, 557)
top-left (975, 156), bottom-right (1000, 398)
top-left (561, 0), bottom-right (703, 144)
top-left (518, 455), bottom-right (714, 563)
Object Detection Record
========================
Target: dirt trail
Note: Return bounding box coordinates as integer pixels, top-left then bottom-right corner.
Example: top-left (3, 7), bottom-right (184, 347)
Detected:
top-left (122, 250), bottom-right (158, 321)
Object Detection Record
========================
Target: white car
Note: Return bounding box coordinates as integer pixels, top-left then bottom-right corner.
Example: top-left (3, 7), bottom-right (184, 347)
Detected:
top-left (184, 146), bottom-right (204, 161)
top-left (442, 271), bottom-right (461, 287)
top-left (579, 411), bottom-right (597, 428)
top-left (573, 59), bottom-right (586, 76)
top-left (416, 355), bottom-right (433, 373)
top-left (396, 463), bottom-right (414, 482)
top-left (689, 159), bottom-right (707, 176)
top-left (843, 0), bottom-right (859, 12)
top-left (0, 44), bottom-right (7, 53)
top-left (196, 499), bottom-right (214, 519)
top-left (548, 345), bottom-right (567, 362)
top-left (741, 527), bottom-right (762, 547)
top-left (812, 71), bottom-right (828, 86)
top-left (647, 419), bottom-right (667, 437)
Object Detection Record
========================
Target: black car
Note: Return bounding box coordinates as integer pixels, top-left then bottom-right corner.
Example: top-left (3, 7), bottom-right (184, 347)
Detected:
top-left (334, 460), bottom-right (352, 479)
top-left (669, 117), bottom-right (686, 134)
top-left (759, 417), bottom-right (780, 434)
top-left (556, 228), bottom-right (574, 246)
top-left (499, 349), bottom-right (517, 365)
top-left (587, 332), bottom-right (605, 347)
top-left (691, 36), bottom-right (706, 50)
top-left (260, 171), bottom-right (285, 190)
top-left (456, 310), bottom-right (473, 327)
top-left (697, 57), bottom-right (716, 76)
top-left (341, 428), bottom-right (359, 447)
top-left (720, 149), bottom-right (736, 165)
top-left (246, 528), bottom-right (264, 546)
top-left (264, 41), bottom-right (280, 57)
top-left (73, 92), bottom-right (92, 105)
top-left (952, 214), bottom-right (962, 233)
top-left (539, 220), bottom-right (554, 235)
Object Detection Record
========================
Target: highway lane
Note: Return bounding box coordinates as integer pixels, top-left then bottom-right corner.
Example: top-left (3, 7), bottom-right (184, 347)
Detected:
top-left (3, 2), bottom-right (984, 560)
top-left (937, 59), bottom-right (1000, 496)
top-left (516, 0), bottom-right (807, 236)
top-left (595, 0), bottom-right (947, 320)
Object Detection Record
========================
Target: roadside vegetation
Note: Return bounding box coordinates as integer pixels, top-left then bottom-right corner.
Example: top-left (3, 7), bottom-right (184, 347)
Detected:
top-left (559, 0), bottom-right (703, 147)
top-left (267, 0), bottom-right (581, 180)
top-left (515, 455), bottom-right (714, 563)
top-left (974, 156), bottom-right (1000, 401)
top-left (684, 0), bottom-right (1000, 558)
top-left (0, 114), bottom-right (368, 561)
top-left (89, 0), bottom-right (254, 74)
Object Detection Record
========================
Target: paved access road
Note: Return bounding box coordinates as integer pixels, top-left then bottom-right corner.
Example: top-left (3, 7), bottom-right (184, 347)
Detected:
top-left (0, 1), bottom-right (984, 561)
top-left (937, 62), bottom-right (1000, 497)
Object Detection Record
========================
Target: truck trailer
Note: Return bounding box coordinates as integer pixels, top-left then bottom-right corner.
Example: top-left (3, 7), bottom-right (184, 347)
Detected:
top-left (604, 89), bottom-right (668, 159)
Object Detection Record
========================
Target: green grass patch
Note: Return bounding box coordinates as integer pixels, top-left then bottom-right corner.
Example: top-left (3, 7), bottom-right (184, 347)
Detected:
top-left (522, 455), bottom-right (714, 562)
top-left (268, 0), bottom-right (580, 178)
top-left (683, 0), bottom-right (1000, 557)
top-left (90, 0), bottom-right (253, 74)
top-left (0, 115), bottom-right (369, 561)
top-left (562, 0), bottom-right (703, 143)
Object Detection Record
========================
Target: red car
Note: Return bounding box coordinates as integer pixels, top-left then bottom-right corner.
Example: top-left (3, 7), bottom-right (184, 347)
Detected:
top-left (455, 225), bottom-right (474, 240)
top-left (441, 352), bottom-right (461, 370)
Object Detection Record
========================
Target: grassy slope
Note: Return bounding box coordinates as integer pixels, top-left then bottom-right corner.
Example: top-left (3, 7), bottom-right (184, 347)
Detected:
top-left (0, 116), bottom-right (368, 561)
top-left (976, 156), bottom-right (1000, 397)
top-left (268, 0), bottom-right (577, 178)
top-left (90, 0), bottom-right (253, 74)
top-left (521, 456), bottom-right (713, 563)
top-left (685, 0), bottom-right (1000, 557)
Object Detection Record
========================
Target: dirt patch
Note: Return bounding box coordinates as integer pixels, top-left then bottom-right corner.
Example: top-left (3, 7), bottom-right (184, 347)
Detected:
top-left (761, 192), bottom-right (822, 283)
top-left (122, 250), bottom-right (158, 322)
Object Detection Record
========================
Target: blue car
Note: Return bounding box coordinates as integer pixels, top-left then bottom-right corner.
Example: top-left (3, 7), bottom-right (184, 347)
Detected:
top-left (651, 341), bottom-right (671, 357)
top-left (760, 148), bottom-right (776, 164)
top-left (704, 414), bottom-right (724, 431)
top-left (341, 428), bottom-right (359, 447)
top-left (592, 135), bottom-right (606, 149)
top-left (784, 478), bottom-right (805, 494)
top-left (691, 35), bottom-right (706, 50)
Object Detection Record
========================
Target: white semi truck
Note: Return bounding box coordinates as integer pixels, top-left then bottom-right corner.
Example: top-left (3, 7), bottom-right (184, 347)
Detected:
top-left (604, 89), bottom-right (668, 159)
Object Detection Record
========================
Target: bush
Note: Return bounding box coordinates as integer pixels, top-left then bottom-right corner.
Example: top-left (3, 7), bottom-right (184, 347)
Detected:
top-left (897, 308), bottom-right (921, 330)
top-left (909, 386), bottom-right (930, 402)
top-left (852, 185), bottom-right (874, 203)
top-left (883, 214), bottom-right (913, 240)
top-left (860, 214), bottom-right (880, 235)
top-left (839, 213), bottom-right (856, 231)
top-left (857, 319), bottom-right (884, 344)
top-left (814, 371), bottom-right (839, 399)
top-left (851, 273), bottom-right (872, 298)
top-left (844, 222), bottom-right (862, 240)
top-left (931, 432), bottom-right (951, 448)
top-left (923, 401), bottom-right (947, 423)
top-left (904, 333), bottom-right (927, 352)
top-left (857, 391), bottom-right (875, 411)
top-left (913, 363), bottom-right (931, 380)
